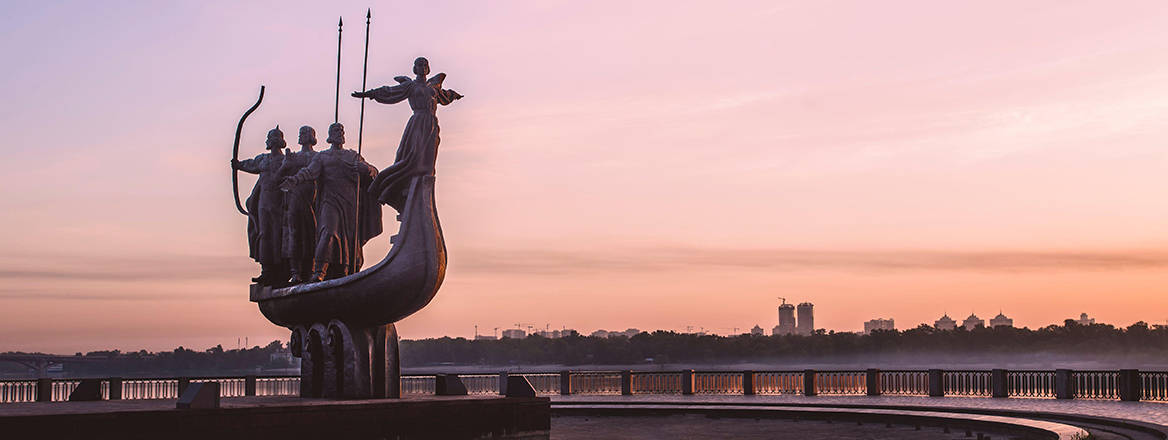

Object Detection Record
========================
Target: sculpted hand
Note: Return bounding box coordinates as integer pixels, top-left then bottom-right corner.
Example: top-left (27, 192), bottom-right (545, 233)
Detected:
top-left (351, 91), bottom-right (367, 99)
top-left (230, 159), bottom-right (240, 169)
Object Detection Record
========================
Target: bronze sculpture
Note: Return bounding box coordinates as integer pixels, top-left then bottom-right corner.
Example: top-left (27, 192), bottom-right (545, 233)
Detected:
top-left (234, 126), bottom-right (288, 286)
top-left (280, 123), bottom-right (381, 282)
top-left (280, 126), bottom-right (319, 284)
top-left (235, 9), bottom-right (462, 400)
top-left (353, 57), bottom-right (462, 210)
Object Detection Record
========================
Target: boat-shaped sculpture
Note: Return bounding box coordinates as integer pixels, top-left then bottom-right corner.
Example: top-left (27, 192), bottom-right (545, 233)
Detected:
top-left (249, 175), bottom-right (446, 327)
top-left (248, 175), bottom-right (445, 399)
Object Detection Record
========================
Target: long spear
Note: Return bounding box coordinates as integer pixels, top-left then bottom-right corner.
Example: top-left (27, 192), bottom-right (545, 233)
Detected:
top-left (334, 17), bottom-right (343, 123)
top-left (352, 9), bottom-right (371, 275)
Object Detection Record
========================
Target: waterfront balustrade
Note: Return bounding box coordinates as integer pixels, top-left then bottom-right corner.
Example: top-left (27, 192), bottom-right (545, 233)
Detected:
top-left (2, 368), bottom-right (1164, 404)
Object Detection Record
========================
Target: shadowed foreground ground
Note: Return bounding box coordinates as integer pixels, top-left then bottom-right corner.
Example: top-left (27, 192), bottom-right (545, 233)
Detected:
top-left (551, 414), bottom-right (1027, 440)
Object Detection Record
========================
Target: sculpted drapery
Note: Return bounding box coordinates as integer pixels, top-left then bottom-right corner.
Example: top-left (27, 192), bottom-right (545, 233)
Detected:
top-left (363, 68), bottom-right (462, 211)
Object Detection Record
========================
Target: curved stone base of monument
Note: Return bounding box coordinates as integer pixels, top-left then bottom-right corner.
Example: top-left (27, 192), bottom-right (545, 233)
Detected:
top-left (250, 174), bottom-right (446, 399)
top-left (290, 321), bottom-right (400, 399)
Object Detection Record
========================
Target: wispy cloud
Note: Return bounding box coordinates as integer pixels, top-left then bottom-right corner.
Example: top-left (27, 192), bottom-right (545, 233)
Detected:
top-left (0, 254), bottom-right (250, 283)
top-left (455, 246), bottom-right (1168, 275)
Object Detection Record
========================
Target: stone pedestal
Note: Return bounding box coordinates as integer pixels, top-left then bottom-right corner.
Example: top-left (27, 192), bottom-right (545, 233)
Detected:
top-left (290, 322), bottom-right (400, 399)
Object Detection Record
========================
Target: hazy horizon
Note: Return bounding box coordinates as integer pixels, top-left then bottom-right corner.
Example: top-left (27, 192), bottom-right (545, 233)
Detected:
top-left (2, 1), bottom-right (1167, 353)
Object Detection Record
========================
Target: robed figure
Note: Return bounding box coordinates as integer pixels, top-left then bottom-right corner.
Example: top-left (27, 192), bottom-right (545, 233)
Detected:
top-left (282, 123), bottom-right (382, 282)
top-left (236, 127), bottom-right (288, 285)
top-left (353, 57), bottom-right (462, 211)
top-left (279, 126), bottom-right (319, 283)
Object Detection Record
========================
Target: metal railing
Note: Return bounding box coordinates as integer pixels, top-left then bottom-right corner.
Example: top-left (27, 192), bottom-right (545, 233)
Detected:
top-left (1007, 371), bottom-right (1056, 399)
top-left (881, 370), bottom-right (928, 396)
top-left (816, 371), bottom-right (866, 395)
top-left (0, 380), bottom-right (36, 403)
top-left (402, 375), bottom-right (436, 395)
top-left (694, 372), bottom-right (742, 394)
top-left (1142, 371), bottom-right (1168, 402)
top-left (520, 373), bottom-right (560, 395)
top-left (752, 371), bottom-right (803, 395)
top-left (122, 378), bottom-right (180, 400)
top-left (632, 372), bottom-right (682, 394)
top-left (569, 371), bottom-right (621, 395)
top-left (3, 368), bottom-right (1165, 403)
top-left (944, 371), bottom-right (992, 397)
top-left (461, 374), bottom-right (500, 395)
top-left (192, 378), bottom-right (247, 398)
top-left (256, 376), bottom-right (299, 396)
top-left (1074, 371), bottom-right (1119, 400)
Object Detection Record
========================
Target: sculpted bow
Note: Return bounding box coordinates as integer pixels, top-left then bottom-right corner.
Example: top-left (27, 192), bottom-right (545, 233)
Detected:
top-left (231, 85), bottom-right (265, 216)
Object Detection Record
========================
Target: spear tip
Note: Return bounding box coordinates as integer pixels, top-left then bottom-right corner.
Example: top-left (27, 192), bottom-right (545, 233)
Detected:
top-left (338, 16), bottom-right (343, 27)
top-left (367, 9), bottom-right (371, 19)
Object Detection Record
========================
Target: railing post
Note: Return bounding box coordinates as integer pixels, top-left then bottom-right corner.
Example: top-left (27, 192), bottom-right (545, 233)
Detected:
top-left (803, 369), bottom-right (817, 396)
top-left (245, 375), bottom-right (257, 396)
top-left (866, 369), bottom-right (881, 396)
top-left (560, 370), bottom-right (572, 395)
top-left (928, 369), bottom-right (944, 397)
top-left (1119, 369), bottom-right (1142, 402)
top-left (108, 377), bottom-right (123, 400)
top-left (36, 378), bottom-right (52, 402)
top-left (991, 369), bottom-right (1008, 398)
top-left (620, 370), bottom-right (632, 396)
top-left (178, 377), bottom-right (191, 397)
top-left (681, 370), bottom-right (694, 395)
top-left (1055, 369), bottom-right (1074, 400)
top-left (743, 370), bottom-right (754, 395)
top-left (498, 372), bottom-right (508, 396)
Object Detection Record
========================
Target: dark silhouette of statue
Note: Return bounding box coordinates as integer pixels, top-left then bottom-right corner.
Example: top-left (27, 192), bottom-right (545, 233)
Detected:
top-left (280, 123), bottom-right (382, 282)
top-left (279, 126), bottom-right (319, 284)
top-left (352, 57), bottom-right (462, 211)
top-left (234, 126), bottom-right (288, 286)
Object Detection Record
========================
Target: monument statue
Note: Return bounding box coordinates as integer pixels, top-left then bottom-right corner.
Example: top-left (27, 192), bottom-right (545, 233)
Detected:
top-left (233, 126), bottom-right (288, 286)
top-left (279, 126), bottom-right (319, 284)
top-left (280, 123), bottom-right (381, 282)
top-left (237, 8), bottom-right (461, 400)
top-left (353, 57), bottom-right (463, 211)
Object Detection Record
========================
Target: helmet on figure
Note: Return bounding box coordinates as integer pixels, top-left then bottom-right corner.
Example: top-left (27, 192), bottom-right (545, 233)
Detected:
top-left (266, 125), bottom-right (286, 150)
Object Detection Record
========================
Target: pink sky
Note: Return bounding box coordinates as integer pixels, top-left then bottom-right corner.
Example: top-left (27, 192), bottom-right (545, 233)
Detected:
top-left (1, 1), bottom-right (1167, 353)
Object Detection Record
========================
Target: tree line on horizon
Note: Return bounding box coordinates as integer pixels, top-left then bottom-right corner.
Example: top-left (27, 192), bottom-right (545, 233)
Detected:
top-left (2, 320), bottom-right (1165, 377)
top-left (406, 319), bottom-right (1167, 366)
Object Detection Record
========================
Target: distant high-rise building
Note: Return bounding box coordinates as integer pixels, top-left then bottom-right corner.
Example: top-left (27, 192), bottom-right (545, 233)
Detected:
top-left (501, 329), bottom-right (526, 339)
top-left (1076, 313), bottom-right (1095, 326)
top-left (589, 329), bottom-right (610, 338)
top-left (750, 325), bottom-right (764, 336)
top-left (774, 302), bottom-right (796, 336)
top-left (797, 302), bottom-right (814, 336)
top-left (934, 314), bottom-right (957, 331)
top-left (990, 312), bottom-right (1014, 328)
top-left (863, 318), bottom-right (895, 334)
top-left (962, 313), bottom-right (985, 330)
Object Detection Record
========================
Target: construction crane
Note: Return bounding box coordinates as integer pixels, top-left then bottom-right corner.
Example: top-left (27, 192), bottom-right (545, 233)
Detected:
top-left (777, 297), bottom-right (787, 305)
top-left (514, 323), bottom-right (537, 335)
